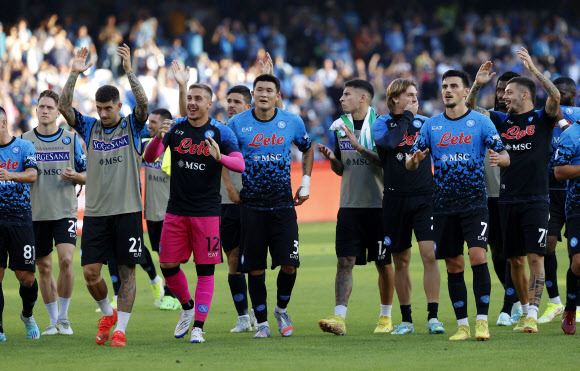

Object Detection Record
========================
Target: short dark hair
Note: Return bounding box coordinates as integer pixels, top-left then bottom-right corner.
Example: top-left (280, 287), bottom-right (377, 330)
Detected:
top-left (227, 85), bottom-right (252, 105)
top-left (95, 85), bottom-right (120, 103)
top-left (507, 76), bottom-right (537, 104)
top-left (188, 83), bottom-right (213, 99)
top-left (38, 90), bottom-right (59, 105)
top-left (442, 70), bottom-right (471, 89)
top-left (553, 76), bottom-right (577, 91)
top-left (151, 108), bottom-right (172, 121)
top-left (345, 79), bottom-right (375, 100)
top-left (253, 74), bottom-right (280, 93)
top-left (497, 71), bottom-right (520, 84)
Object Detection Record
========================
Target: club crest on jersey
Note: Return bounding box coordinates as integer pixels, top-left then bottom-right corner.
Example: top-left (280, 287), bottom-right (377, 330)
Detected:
top-left (566, 107), bottom-right (573, 115)
top-left (528, 116), bottom-right (534, 122)
top-left (384, 236), bottom-right (391, 246)
top-left (204, 130), bottom-right (215, 139)
top-left (62, 137), bottom-right (71, 145)
top-left (12, 146), bottom-right (20, 154)
top-left (277, 120), bottom-right (287, 129)
top-left (466, 119), bottom-right (475, 127)
top-left (571, 237), bottom-right (578, 248)
top-left (121, 121), bottom-right (127, 129)
top-left (412, 120), bottom-right (422, 128)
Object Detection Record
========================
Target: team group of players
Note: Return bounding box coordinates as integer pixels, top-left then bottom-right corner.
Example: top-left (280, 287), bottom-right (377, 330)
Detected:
top-left (1, 43), bottom-right (580, 345)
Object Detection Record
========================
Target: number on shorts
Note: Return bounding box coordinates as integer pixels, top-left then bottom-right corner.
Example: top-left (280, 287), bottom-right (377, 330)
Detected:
top-left (129, 237), bottom-right (142, 253)
top-left (292, 240), bottom-right (299, 255)
top-left (377, 241), bottom-right (385, 257)
top-left (23, 245), bottom-right (35, 260)
top-left (68, 220), bottom-right (76, 235)
top-left (538, 228), bottom-right (547, 244)
top-left (480, 222), bottom-right (488, 236)
top-left (206, 237), bottom-right (220, 252)
top-left (431, 217), bottom-right (433, 231)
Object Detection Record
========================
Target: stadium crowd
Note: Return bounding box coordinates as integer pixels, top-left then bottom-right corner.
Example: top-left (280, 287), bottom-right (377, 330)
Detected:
top-left (1, 2), bottom-right (580, 155)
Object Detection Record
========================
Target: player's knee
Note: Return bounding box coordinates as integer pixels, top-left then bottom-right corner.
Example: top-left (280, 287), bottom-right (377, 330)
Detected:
top-left (526, 253), bottom-right (543, 267)
top-left (196, 264), bottom-right (215, 276)
top-left (280, 265), bottom-right (296, 275)
top-left (17, 272), bottom-right (35, 287)
top-left (160, 265), bottom-right (180, 278)
top-left (337, 257), bottom-right (355, 271)
top-left (445, 257), bottom-right (463, 273)
top-left (393, 253), bottom-right (410, 269)
top-left (36, 259), bottom-right (52, 275)
top-left (59, 255), bottom-right (74, 271)
top-left (83, 266), bottom-right (101, 283)
top-left (509, 256), bottom-right (525, 270)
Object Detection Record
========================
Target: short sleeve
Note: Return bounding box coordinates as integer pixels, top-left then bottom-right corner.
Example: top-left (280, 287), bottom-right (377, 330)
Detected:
top-left (482, 117), bottom-right (505, 152)
top-left (292, 115), bottom-right (311, 152)
top-left (489, 110), bottom-right (508, 127)
top-left (22, 141), bottom-right (37, 170)
top-left (554, 133), bottom-right (576, 167)
top-left (73, 108), bottom-right (97, 144)
top-left (218, 124), bottom-right (241, 155)
top-left (73, 134), bottom-right (87, 172)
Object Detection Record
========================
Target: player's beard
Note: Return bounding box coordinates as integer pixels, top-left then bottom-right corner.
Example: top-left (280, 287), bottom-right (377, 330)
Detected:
top-left (444, 102), bottom-right (457, 108)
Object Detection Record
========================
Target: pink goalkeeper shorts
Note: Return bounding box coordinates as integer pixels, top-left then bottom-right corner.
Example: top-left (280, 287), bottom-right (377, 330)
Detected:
top-left (159, 213), bottom-right (223, 265)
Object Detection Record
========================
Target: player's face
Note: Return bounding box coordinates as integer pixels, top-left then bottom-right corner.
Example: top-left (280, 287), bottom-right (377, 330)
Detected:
top-left (441, 77), bottom-right (468, 108)
top-left (555, 84), bottom-right (576, 106)
top-left (496, 80), bottom-right (509, 110)
top-left (394, 85), bottom-right (418, 111)
top-left (36, 97), bottom-right (60, 125)
top-left (503, 83), bottom-right (525, 114)
top-left (147, 113), bottom-right (162, 137)
top-left (252, 81), bottom-right (280, 111)
top-left (96, 100), bottom-right (122, 125)
top-left (227, 93), bottom-right (251, 118)
top-left (340, 87), bottom-right (363, 114)
top-left (187, 88), bottom-right (213, 121)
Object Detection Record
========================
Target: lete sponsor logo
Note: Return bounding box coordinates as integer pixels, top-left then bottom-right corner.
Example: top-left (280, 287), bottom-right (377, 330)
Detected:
top-left (501, 125), bottom-right (535, 140)
top-left (248, 133), bottom-right (285, 147)
top-left (174, 139), bottom-right (211, 156)
top-left (436, 132), bottom-right (472, 147)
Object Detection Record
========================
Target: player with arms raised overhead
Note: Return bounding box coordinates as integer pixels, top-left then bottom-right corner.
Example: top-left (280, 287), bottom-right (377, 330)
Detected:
top-left (407, 70), bottom-right (509, 341)
top-left (468, 48), bottom-right (561, 333)
top-left (229, 74), bottom-right (314, 339)
top-left (0, 106), bottom-right (40, 341)
top-left (371, 78), bottom-right (444, 335)
top-left (144, 82), bottom-right (244, 344)
top-left (22, 90), bottom-right (86, 336)
top-left (317, 79), bottom-right (395, 336)
top-left (58, 45), bottom-right (149, 347)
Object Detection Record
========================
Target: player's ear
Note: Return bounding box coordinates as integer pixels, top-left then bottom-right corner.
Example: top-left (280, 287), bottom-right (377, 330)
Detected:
top-left (117, 102), bottom-right (123, 110)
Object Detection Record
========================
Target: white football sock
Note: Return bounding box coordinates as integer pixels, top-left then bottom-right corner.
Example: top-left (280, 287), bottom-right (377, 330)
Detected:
top-left (45, 301), bottom-right (58, 326)
top-left (334, 305), bottom-right (347, 319)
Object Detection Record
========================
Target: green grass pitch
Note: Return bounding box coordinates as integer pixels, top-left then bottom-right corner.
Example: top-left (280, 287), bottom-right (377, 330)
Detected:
top-left (1, 222), bottom-right (578, 370)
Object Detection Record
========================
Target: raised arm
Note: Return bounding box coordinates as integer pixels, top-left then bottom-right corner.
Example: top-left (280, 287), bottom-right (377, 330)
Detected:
top-left (118, 44), bottom-right (148, 123)
top-left (59, 47), bottom-right (94, 126)
top-left (517, 47), bottom-right (561, 117)
top-left (171, 60), bottom-right (189, 117)
top-left (466, 61), bottom-right (494, 117)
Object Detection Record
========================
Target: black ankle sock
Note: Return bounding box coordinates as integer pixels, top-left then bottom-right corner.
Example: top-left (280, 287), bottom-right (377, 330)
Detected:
top-left (182, 299), bottom-right (194, 311)
top-left (276, 270), bottom-right (297, 309)
top-left (565, 267), bottom-right (580, 312)
top-left (164, 285), bottom-right (176, 298)
top-left (108, 261), bottom-right (121, 296)
top-left (0, 283), bottom-right (4, 333)
top-left (448, 271), bottom-right (468, 320)
top-left (193, 320), bottom-right (204, 330)
top-left (140, 246), bottom-right (158, 281)
top-left (501, 261), bottom-right (518, 313)
top-left (20, 279), bottom-right (38, 318)
top-left (427, 302), bottom-right (438, 321)
top-left (545, 252), bottom-right (559, 299)
top-left (248, 273), bottom-right (267, 323)
top-left (472, 263), bottom-right (491, 316)
top-left (228, 273), bottom-right (248, 316)
top-left (400, 304), bottom-right (412, 323)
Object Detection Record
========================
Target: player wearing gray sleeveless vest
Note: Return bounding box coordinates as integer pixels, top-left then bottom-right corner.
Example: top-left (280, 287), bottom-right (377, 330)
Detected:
top-left (22, 90), bottom-right (86, 336)
top-left (318, 79), bottom-right (394, 336)
top-left (58, 45), bottom-right (148, 347)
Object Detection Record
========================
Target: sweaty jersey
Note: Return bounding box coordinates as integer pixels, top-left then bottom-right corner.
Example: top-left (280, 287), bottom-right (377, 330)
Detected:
top-left (333, 117), bottom-right (383, 208)
top-left (549, 105), bottom-right (580, 190)
top-left (554, 123), bottom-right (580, 217)
top-left (229, 108), bottom-right (311, 209)
top-left (490, 108), bottom-right (556, 202)
top-left (373, 111), bottom-right (433, 195)
top-left (142, 139), bottom-right (170, 221)
top-left (412, 110), bottom-right (505, 215)
top-left (74, 108), bottom-right (146, 217)
top-left (22, 128), bottom-right (86, 221)
top-left (162, 117), bottom-right (240, 217)
top-left (0, 137), bottom-right (37, 225)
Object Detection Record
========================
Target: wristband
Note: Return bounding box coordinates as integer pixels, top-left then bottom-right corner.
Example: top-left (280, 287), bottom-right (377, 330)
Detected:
top-left (298, 175), bottom-right (311, 197)
top-left (558, 119), bottom-right (569, 129)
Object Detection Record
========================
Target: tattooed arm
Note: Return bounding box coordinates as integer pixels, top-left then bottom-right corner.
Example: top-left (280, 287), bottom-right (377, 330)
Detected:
top-left (341, 124), bottom-right (381, 166)
top-left (466, 61), bottom-right (495, 117)
top-left (517, 48), bottom-right (561, 117)
top-left (59, 47), bottom-right (94, 126)
top-left (118, 43), bottom-right (149, 123)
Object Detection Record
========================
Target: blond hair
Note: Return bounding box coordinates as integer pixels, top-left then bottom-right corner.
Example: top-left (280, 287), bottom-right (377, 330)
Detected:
top-left (386, 79), bottom-right (418, 112)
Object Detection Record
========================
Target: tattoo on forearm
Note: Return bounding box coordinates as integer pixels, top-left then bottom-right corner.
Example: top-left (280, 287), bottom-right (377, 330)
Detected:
top-left (357, 147), bottom-right (381, 166)
top-left (532, 69), bottom-right (560, 113)
top-left (335, 258), bottom-right (355, 306)
top-left (58, 74), bottom-right (79, 124)
top-left (117, 264), bottom-right (136, 313)
top-left (528, 272), bottom-right (545, 307)
top-left (302, 152), bottom-right (310, 174)
top-left (330, 159), bottom-right (344, 176)
top-left (127, 71), bottom-right (149, 121)
top-left (466, 85), bottom-right (481, 109)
